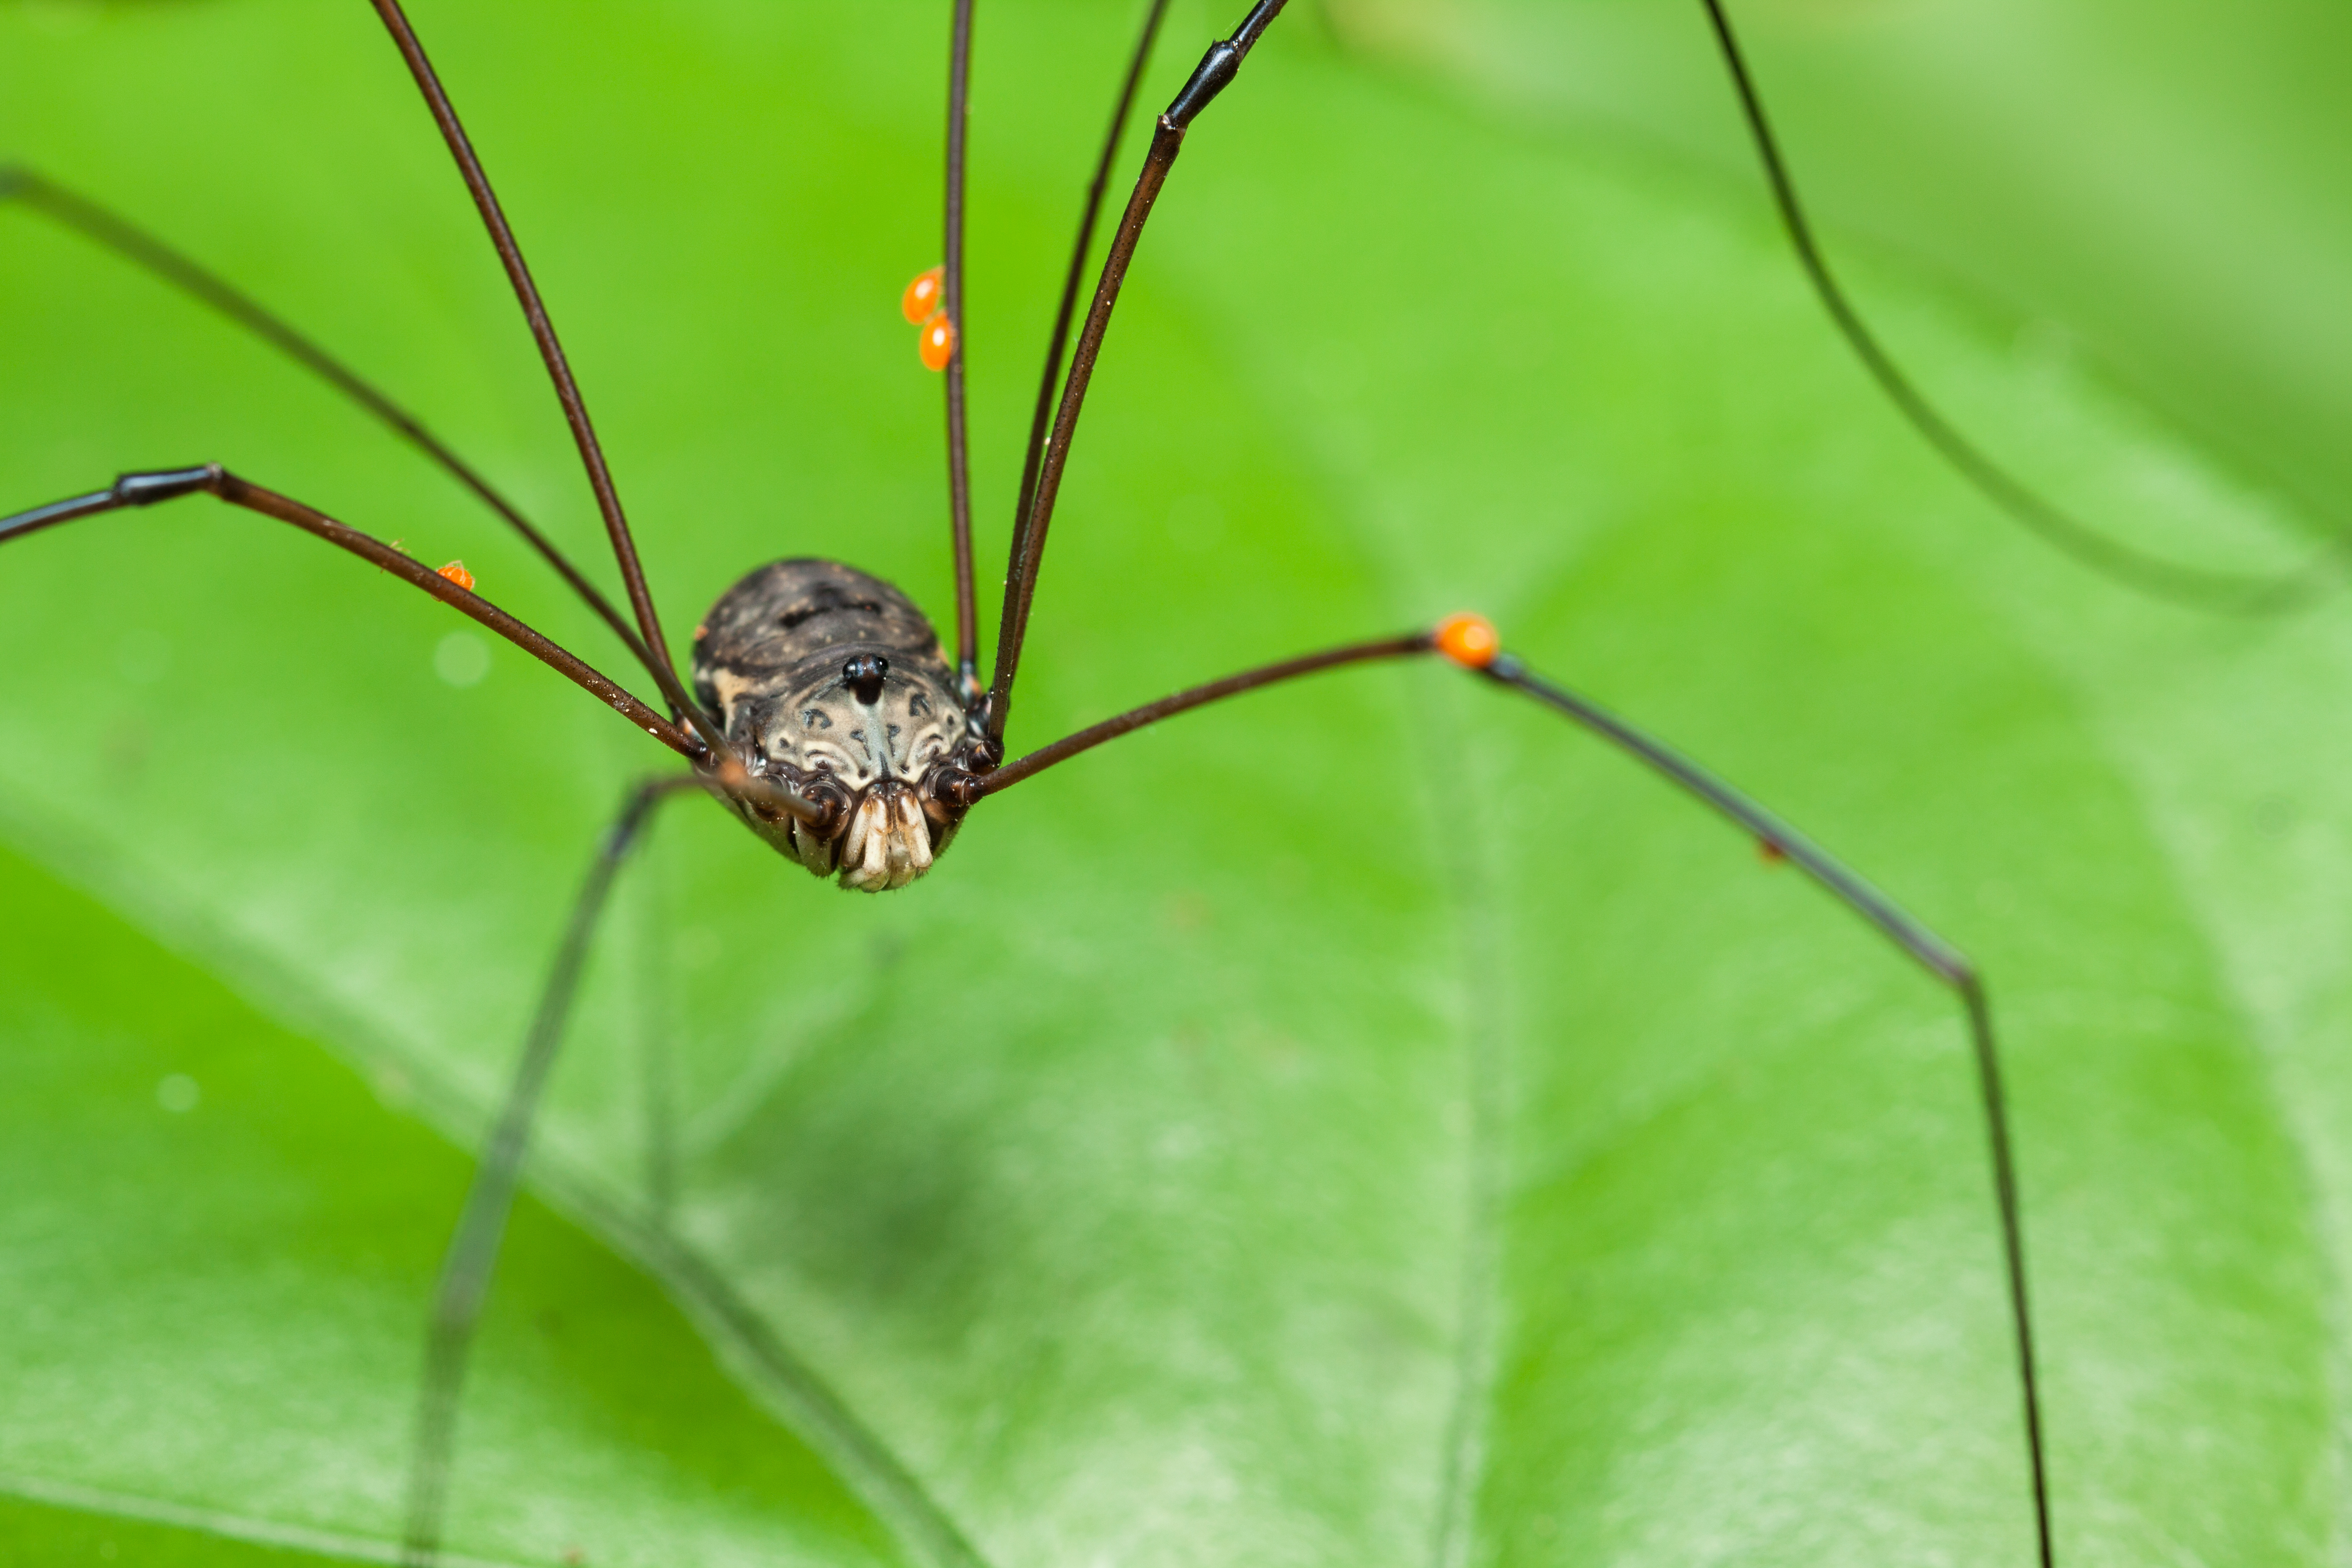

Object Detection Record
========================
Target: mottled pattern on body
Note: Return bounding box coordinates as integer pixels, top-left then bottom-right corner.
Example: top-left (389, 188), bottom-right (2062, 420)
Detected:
top-left (691, 558), bottom-right (970, 890)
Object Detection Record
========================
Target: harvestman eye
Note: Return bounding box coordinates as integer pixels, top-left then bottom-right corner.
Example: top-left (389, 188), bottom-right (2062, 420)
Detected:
top-left (20, 0), bottom-right (2326, 1561)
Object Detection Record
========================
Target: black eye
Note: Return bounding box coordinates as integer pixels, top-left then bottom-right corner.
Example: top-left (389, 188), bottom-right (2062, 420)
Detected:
top-left (842, 653), bottom-right (889, 705)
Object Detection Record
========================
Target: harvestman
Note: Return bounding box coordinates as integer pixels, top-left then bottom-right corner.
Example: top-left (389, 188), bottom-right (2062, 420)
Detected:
top-left (19, 0), bottom-right (2310, 1561)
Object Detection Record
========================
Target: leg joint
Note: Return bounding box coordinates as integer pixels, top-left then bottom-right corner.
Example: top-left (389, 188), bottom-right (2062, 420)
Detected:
top-left (1164, 40), bottom-right (1240, 129)
top-left (113, 464), bottom-right (224, 507)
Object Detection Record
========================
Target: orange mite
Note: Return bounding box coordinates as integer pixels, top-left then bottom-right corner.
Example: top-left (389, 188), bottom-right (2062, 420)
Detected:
top-left (919, 312), bottom-right (957, 372)
top-left (900, 265), bottom-right (944, 324)
top-left (1433, 612), bottom-right (1500, 669)
top-left (1758, 837), bottom-right (1788, 867)
top-left (437, 560), bottom-right (475, 592)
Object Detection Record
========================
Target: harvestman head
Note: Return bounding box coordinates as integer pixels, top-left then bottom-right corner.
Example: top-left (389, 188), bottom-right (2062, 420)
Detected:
top-left (38, 0), bottom-right (2321, 1560)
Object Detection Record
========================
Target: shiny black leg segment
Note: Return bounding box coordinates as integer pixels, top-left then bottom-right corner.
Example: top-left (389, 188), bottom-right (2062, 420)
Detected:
top-left (0, 466), bottom-right (696, 756)
top-left (1698, 0), bottom-right (2338, 616)
top-left (978, 628), bottom-right (2053, 1565)
top-left (0, 165), bottom-right (663, 679)
top-left (400, 774), bottom-right (700, 1568)
top-left (1479, 652), bottom-right (2055, 1568)
top-left (985, 0), bottom-right (1290, 750)
top-left (0, 465), bottom-right (219, 542)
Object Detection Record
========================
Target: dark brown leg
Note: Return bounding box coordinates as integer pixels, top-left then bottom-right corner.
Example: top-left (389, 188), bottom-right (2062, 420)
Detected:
top-left (941, 0), bottom-right (980, 691)
top-left (0, 466), bottom-right (696, 758)
top-left (0, 166), bottom-right (660, 682)
top-left (984, 0), bottom-right (1290, 751)
top-left (979, 618), bottom-right (2055, 1567)
top-left (366, 0), bottom-right (725, 745)
top-left (977, 631), bottom-right (1429, 792)
top-left (1006, 0), bottom-right (1173, 619)
top-left (400, 774), bottom-right (699, 1568)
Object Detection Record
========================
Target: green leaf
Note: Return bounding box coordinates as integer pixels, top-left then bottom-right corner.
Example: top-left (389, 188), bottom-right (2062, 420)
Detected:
top-left (1, 1), bottom-right (2347, 1565)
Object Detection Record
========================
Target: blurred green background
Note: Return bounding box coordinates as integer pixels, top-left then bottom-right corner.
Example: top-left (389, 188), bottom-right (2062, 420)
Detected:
top-left (2, 0), bottom-right (2349, 1564)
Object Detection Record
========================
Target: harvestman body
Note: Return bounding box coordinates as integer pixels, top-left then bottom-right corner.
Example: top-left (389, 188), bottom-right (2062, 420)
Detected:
top-left (693, 560), bottom-right (977, 889)
top-left (25, 0), bottom-right (2317, 1559)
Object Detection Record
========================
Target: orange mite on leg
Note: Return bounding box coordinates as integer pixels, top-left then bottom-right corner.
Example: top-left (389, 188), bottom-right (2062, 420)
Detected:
top-left (437, 560), bottom-right (475, 592)
top-left (901, 265), bottom-right (944, 324)
top-left (919, 312), bottom-right (957, 372)
top-left (1434, 612), bottom-right (1500, 669)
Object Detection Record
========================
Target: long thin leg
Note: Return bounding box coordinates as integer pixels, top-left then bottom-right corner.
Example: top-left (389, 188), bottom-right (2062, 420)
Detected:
top-left (980, 618), bottom-right (2055, 1566)
top-left (942, 0), bottom-right (980, 690)
top-left (1480, 650), bottom-right (2054, 1568)
top-left (1008, 0), bottom-right (1173, 582)
top-left (401, 774), bottom-right (698, 1568)
top-left (366, 0), bottom-right (726, 748)
top-left (984, 0), bottom-right (1290, 750)
top-left (0, 465), bottom-right (697, 758)
top-left (1699, 0), bottom-right (2339, 617)
top-left (979, 631), bottom-right (1426, 791)
top-left (0, 166), bottom-right (661, 683)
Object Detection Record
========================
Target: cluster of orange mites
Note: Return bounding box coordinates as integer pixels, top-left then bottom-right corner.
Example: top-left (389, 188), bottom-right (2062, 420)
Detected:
top-left (900, 265), bottom-right (957, 372)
